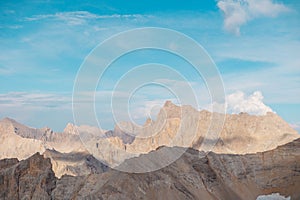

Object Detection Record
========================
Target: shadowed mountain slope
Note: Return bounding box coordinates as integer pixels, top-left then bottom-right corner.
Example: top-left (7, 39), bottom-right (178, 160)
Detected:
top-left (0, 138), bottom-right (299, 200)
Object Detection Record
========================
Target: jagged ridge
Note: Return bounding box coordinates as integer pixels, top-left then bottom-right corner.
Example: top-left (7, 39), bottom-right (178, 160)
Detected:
top-left (0, 138), bottom-right (299, 200)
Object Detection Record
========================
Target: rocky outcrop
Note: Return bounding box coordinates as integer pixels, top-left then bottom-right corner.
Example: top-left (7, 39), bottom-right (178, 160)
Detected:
top-left (0, 139), bottom-right (299, 200)
top-left (0, 153), bottom-right (56, 200)
top-left (43, 149), bottom-right (109, 178)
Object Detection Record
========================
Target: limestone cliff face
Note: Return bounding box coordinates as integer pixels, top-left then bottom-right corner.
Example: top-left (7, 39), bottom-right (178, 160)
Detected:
top-left (0, 101), bottom-right (299, 176)
top-left (85, 101), bottom-right (299, 166)
top-left (0, 139), bottom-right (299, 200)
top-left (0, 118), bottom-right (86, 160)
top-left (0, 118), bottom-right (45, 160)
top-left (0, 118), bottom-right (100, 177)
top-left (134, 101), bottom-right (299, 154)
top-left (105, 101), bottom-right (298, 155)
top-left (214, 111), bottom-right (299, 154)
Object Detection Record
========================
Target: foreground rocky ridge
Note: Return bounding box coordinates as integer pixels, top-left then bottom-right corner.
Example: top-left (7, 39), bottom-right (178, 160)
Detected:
top-left (0, 138), bottom-right (299, 200)
top-left (43, 149), bottom-right (109, 178)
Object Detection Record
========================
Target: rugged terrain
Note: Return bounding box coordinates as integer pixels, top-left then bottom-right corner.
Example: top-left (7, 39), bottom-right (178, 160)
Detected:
top-left (0, 101), bottom-right (298, 176)
top-left (0, 138), bottom-right (299, 200)
top-left (0, 101), bottom-right (299, 199)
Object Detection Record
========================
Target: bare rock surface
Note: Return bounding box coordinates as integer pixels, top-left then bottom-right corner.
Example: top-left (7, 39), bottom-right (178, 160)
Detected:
top-left (0, 138), bottom-right (299, 200)
top-left (0, 118), bottom-right (45, 160)
top-left (43, 149), bottom-right (109, 178)
top-left (0, 101), bottom-right (299, 176)
top-left (0, 153), bottom-right (56, 200)
top-left (83, 101), bottom-right (299, 167)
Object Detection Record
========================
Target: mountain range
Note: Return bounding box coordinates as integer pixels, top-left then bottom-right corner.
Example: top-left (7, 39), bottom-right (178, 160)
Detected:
top-left (0, 101), bottom-right (299, 199)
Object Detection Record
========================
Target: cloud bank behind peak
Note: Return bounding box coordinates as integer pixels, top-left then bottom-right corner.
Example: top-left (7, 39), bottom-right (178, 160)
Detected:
top-left (226, 90), bottom-right (274, 115)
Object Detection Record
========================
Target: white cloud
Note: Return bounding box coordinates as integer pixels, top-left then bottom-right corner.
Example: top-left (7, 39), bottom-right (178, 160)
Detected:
top-left (217, 0), bottom-right (289, 35)
top-left (226, 90), bottom-right (273, 115)
top-left (204, 91), bottom-right (273, 115)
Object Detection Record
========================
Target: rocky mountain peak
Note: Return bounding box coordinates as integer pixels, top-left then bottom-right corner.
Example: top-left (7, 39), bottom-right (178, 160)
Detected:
top-left (63, 123), bottom-right (79, 135)
top-left (40, 127), bottom-right (53, 135)
top-left (163, 100), bottom-right (174, 107)
top-left (144, 118), bottom-right (153, 126)
top-left (0, 101), bottom-right (299, 178)
top-left (160, 100), bottom-right (181, 119)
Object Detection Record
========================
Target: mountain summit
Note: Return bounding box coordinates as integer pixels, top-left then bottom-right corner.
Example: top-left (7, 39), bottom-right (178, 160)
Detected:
top-left (0, 101), bottom-right (299, 176)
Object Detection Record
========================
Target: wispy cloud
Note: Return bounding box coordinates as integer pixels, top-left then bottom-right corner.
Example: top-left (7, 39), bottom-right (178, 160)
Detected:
top-left (1, 2), bottom-right (299, 130)
top-left (0, 92), bottom-right (71, 109)
top-left (0, 92), bottom-right (73, 130)
top-left (0, 65), bottom-right (14, 75)
top-left (220, 63), bottom-right (300, 104)
top-left (217, 0), bottom-right (289, 35)
top-left (24, 11), bottom-right (146, 26)
top-left (6, 25), bottom-right (23, 29)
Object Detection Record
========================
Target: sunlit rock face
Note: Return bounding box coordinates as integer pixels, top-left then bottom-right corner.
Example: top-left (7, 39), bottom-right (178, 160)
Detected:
top-left (82, 101), bottom-right (299, 167)
top-left (0, 101), bottom-right (299, 175)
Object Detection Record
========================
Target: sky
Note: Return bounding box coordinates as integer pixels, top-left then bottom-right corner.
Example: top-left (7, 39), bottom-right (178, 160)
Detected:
top-left (0, 0), bottom-right (299, 132)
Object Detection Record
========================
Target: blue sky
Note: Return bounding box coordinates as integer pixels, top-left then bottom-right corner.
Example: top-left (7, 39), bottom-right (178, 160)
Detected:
top-left (0, 0), bottom-right (299, 131)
